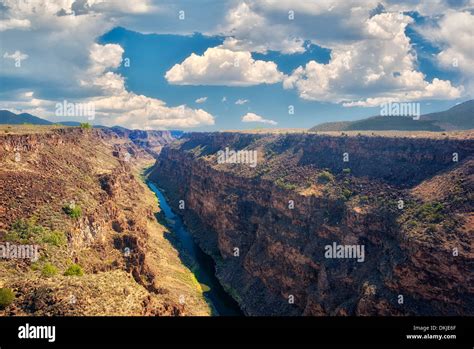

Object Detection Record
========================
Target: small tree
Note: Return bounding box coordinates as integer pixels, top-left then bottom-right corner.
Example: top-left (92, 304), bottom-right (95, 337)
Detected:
top-left (0, 288), bottom-right (15, 309)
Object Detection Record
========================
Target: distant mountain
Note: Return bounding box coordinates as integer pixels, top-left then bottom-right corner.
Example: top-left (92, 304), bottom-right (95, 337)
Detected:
top-left (421, 100), bottom-right (474, 130)
top-left (0, 110), bottom-right (53, 125)
top-left (310, 100), bottom-right (474, 132)
top-left (0, 111), bottom-right (185, 137)
top-left (0, 110), bottom-right (108, 127)
top-left (346, 116), bottom-right (443, 131)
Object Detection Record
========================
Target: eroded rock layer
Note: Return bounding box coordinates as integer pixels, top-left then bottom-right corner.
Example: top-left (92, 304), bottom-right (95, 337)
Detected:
top-left (0, 127), bottom-right (210, 316)
top-left (152, 131), bottom-right (474, 316)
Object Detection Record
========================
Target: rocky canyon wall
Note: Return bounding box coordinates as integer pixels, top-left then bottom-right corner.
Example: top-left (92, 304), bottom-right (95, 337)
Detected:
top-left (151, 132), bottom-right (474, 316)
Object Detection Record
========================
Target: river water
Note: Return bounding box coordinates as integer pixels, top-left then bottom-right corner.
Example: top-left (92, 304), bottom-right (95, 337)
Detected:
top-left (147, 182), bottom-right (243, 316)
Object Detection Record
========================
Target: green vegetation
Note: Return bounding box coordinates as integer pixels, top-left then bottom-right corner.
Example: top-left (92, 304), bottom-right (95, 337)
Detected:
top-left (80, 122), bottom-right (92, 129)
top-left (6, 218), bottom-right (67, 248)
top-left (317, 170), bottom-right (334, 184)
top-left (64, 264), bottom-right (84, 276)
top-left (42, 230), bottom-right (67, 247)
top-left (414, 202), bottom-right (445, 223)
top-left (343, 168), bottom-right (351, 174)
top-left (342, 188), bottom-right (352, 200)
top-left (62, 204), bottom-right (82, 219)
top-left (6, 219), bottom-right (45, 243)
top-left (275, 178), bottom-right (297, 190)
top-left (359, 195), bottom-right (369, 204)
top-left (41, 263), bottom-right (58, 277)
top-left (0, 288), bottom-right (15, 309)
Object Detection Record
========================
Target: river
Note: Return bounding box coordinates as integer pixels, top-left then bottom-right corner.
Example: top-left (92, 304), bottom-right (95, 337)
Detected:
top-left (147, 181), bottom-right (243, 316)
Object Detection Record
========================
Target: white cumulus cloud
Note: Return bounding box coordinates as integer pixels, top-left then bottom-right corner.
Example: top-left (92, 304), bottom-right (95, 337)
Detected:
top-left (165, 46), bottom-right (284, 86)
top-left (283, 12), bottom-right (463, 106)
top-left (219, 2), bottom-right (305, 54)
top-left (242, 112), bottom-right (277, 125)
top-left (417, 11), bottom-right (474, 96)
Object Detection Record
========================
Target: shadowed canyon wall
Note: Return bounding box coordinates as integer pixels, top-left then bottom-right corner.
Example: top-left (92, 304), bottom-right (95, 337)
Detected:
top-left (151, 132), bottom-right (474, 316)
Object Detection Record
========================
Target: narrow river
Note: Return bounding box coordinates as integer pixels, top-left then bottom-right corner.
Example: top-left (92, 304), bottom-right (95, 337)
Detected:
top-left (147, 182), bottom-right (243, 316)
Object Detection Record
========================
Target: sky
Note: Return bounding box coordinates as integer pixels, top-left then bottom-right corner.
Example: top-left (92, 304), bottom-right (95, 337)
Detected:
top-left (0, 0), bottom-right (473, 130)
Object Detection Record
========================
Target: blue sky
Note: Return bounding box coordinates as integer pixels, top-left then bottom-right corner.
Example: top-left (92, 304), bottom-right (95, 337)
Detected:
top-left (99, 28), bottom-right (345, 130)
top-left (0, 1), bottom-right (472, 130)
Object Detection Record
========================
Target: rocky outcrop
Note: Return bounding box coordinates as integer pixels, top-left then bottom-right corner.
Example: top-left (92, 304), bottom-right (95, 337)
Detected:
top-left (151, 131), bottom-right (474, 316)
top-left (0, 127), bottom-right (209, 316)
top-left (107, 127), bottom-right (174, 157)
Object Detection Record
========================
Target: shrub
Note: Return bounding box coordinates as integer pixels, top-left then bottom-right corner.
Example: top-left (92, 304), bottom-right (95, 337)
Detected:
top-left (41, 263), bottom-right (58, 277)
top-left (80, 122), bottom-right (92, 129)
top-left (6, 219), bottom-right (44, 243)
top-left (0, 288), bottom-right (15, 309)
top-left (415, 202), bottom-right (445, 223)
top-left (64, 264), bottom-right (84, 276)
top-left (42, 230), bottom-right (67, 247)
top-left (317, 171), bottom-right (334, 184)
top-left (343, 168), bottom-right (351, 174)
top-left (275, 179), bottom-right (297, 191)
top-left (62, 204), bottom-right (82, 219)
top-left (342, 188), bottom-right (352, 200)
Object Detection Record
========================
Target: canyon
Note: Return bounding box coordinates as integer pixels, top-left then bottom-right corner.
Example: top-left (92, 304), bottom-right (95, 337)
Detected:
top-left (1, 125), bottom-right (473, 317)
top-left (151, 131), bottom-right (474, 316)
top-left (0, 126), bottom-right (211, 316)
